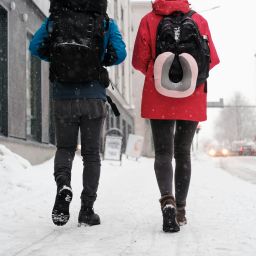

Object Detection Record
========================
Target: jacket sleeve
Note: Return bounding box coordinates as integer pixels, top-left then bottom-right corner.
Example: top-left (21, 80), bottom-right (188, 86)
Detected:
top-left (29, 18), bottom-right (50, 62)
top-left (132, 16), bottom-right (152, 75)
top-left (102, 19), bottom-right (127, 66)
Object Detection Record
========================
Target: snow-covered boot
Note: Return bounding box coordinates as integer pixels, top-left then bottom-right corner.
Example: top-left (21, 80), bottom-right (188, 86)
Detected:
top-left (176, 206), bottom-right (187, 226)
top-left (52, 185), bottom-right (73, 226)
top-left (78, 205), bottom-right (100, 226)
top-left (160, 195), bottom-right (180, 233)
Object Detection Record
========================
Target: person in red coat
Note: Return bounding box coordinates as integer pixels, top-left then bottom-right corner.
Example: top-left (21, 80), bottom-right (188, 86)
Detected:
top-left (132, 0), bottom-right (219, 232)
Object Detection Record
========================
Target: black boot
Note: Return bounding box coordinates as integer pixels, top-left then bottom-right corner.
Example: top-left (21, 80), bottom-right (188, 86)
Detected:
top-left (78, 205), bottom-right (101, 226)
top-left (176, 206), bottom-right (187, 226)
top-left (52, 185), bottom-right (73, 226)
top-left (160, 195), bottom-right (180, 233)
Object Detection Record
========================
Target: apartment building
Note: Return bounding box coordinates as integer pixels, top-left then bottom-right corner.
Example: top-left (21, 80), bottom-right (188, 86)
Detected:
top-left (0, 0), bottom-right (53, 163)
top-left (0, 0), bottom-right (134, 163)
top-left (130, 0), bottom-right (154, 156)
top-left (106, 0), bottom-right (134, 151)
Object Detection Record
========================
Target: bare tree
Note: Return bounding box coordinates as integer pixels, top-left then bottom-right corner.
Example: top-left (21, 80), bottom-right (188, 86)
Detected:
top-left (214, 92), bottom-right (256, 144)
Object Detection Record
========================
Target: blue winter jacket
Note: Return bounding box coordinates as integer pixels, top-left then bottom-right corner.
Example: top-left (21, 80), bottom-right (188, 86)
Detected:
top-left (29, 18), bottom-right (127, 100)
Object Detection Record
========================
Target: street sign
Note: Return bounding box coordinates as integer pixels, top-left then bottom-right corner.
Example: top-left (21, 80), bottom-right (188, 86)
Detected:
top-left (104, 135), bottom-right (123, 161)
top-left (125, 134), bottom-right (144, 159)
top-left (207, 98), bottom-right (224, 108)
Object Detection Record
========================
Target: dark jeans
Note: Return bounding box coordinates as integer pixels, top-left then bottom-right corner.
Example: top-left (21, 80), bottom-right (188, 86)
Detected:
top-left (150, 119), bottom-right (198, 208)
top-left (53, 99), bottom-right (106, 207)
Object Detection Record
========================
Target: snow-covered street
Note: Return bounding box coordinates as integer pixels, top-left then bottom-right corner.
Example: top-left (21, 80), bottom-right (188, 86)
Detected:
top-left (215, 156), bottom-right (256, 185)
top-left (0, 146), bottom-right (256, 256)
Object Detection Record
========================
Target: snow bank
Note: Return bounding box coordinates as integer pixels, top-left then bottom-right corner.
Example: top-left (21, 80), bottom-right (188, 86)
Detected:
top-left (0, 144), bottom-right (32, 202)
top-left (0, 144), bottom-right (31, 171)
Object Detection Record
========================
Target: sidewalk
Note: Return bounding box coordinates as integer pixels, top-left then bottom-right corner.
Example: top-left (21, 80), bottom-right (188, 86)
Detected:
top-left (0, 150), bottom-right (256, 256)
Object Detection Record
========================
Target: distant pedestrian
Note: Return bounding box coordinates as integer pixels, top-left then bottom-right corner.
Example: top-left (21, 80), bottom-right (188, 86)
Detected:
top-left (30, 0), bottom-right (126, 227)
top-left (132, 0), bottom-right (219, 232)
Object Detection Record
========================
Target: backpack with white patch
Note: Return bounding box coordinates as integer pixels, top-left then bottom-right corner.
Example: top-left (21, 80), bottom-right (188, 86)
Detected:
top-left (154, 10), bottom-right (210, 98)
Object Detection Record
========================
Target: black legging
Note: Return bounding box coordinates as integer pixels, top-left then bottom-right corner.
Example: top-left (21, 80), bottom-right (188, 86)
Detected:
top-left (150, 119), bottom-right (198, 207)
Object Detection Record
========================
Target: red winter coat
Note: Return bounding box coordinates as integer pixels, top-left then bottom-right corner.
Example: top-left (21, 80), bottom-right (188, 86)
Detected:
top-left (132, 0), bottom-right (220, 121)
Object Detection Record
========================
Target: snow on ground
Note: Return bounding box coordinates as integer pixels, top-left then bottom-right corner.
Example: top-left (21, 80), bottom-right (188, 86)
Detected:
top-left (0, 145), bottom-right (256, 256)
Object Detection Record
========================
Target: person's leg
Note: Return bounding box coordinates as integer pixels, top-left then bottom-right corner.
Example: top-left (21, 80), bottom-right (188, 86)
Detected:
top-left (77, 99), bottom-right (106, 226)
top-left (150, 119), bottom-right (175, 197)
top-left (174, 120), bottom-right (198, 225)
top-left (52, 100), bottom-right (79, 226)
top-left (80, 117), bottom-right (105, 207)
top-left (150, 119), bottom-right (180, 232)
top-left (54, 100), bottom-right (79, 189)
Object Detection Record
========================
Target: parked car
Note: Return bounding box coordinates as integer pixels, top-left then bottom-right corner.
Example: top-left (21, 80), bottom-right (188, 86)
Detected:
top-left (231, 140), bottom-right (256, 156)
top-left (239, 145), bottom-right (253, 156)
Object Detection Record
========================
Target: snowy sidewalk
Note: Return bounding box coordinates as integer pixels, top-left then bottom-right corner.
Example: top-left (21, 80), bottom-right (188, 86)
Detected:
top-left (0, 147), bottom-right (256, 256)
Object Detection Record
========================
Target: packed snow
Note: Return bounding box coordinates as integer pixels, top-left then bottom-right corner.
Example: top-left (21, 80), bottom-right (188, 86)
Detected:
top-left (0, 145), bottom-right (256, 256)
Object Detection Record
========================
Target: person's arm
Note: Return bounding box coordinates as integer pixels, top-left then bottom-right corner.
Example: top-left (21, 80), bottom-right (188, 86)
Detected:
top-left (102, 19), bottom-right (127, 66)
top-left (132, 16), bottom-right (152, 75)
top-left (205, 21), bottom-right (220, 70)
top-left (29, 18), bottom-right (50, 62)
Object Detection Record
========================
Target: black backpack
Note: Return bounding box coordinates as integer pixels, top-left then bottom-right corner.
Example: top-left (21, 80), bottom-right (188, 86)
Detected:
top-left (156, 10), bottom-right (210, 86)
top-left (47, 0), bottom-right (109, 87)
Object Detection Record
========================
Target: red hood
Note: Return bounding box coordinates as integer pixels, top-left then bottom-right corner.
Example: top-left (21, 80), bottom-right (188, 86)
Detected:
top-left (152, 0), bottom-right (190, 15)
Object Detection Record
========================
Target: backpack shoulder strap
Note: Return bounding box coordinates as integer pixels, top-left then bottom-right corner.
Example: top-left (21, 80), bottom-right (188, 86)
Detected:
top-left (46, 17), bottom-right (54, 34)
top-left (105, 14), bottom-right (110, 32)
top-left (186, 10), bottom-right (196, 18)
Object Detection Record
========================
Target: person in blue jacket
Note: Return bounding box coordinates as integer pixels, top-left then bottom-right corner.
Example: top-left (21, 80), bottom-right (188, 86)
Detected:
top-left (29, 0), bottom-right (126, 227)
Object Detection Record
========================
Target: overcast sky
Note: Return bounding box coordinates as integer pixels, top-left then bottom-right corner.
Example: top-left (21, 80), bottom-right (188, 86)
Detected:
top-left (189, 0), bottom-right (256, 139)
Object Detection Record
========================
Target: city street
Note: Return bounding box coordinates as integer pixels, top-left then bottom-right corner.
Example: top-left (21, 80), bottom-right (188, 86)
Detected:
top-left (1, 0), bottom-right (256, 255)
top-left (1, 147), bottom-right (256, 256)
top-left (213, 156), bottom-right (256, 185)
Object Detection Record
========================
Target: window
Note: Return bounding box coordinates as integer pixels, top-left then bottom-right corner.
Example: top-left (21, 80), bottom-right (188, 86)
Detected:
top-left (122, 120), bottom-right (127, 152)
top-left (121, 63), bottom-right (125, 98)
top-left (106, 105), bottom-right (110, 131)
top-left (114, 0), bottom-right (118, 20)
top-left (110, 111), bottom-right (114, 128)
top-left (26, 33), bottom-right (42, 142)
top-left (128, 124), bottom-right (132, 136)
top-left (121, 7), bottom-right (124, 35)
top-left (49, 84), bottom-right (56, 144)
top-left (0, 5), bottom-right (8, 136)
top-left (116, 116), bottom-right (120, 129)
top-left (115, 66), bottom-right (121, 93)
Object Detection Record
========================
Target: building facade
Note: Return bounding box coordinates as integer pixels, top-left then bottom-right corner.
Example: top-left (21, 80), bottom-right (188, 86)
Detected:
top-left (0, 0), bottom-right (134, 163)
top-left (130, 0), bottom-right (154, 156)
top-left (0, 0), bottom-right (54, 164)
top-left (103, 0), bottom-right (135, 151)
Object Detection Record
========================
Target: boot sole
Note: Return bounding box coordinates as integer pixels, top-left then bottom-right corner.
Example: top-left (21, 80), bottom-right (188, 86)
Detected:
top-left (52, 188), bottom-right (73, 226)
top-left (78, 218), bottom-right (101, 227)
top-left (77, 220), bottom-right (101, 227)
top-left (178, 219), bottom-right (187, 226)
top-left (162, 206), bottom-right (180, 233)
